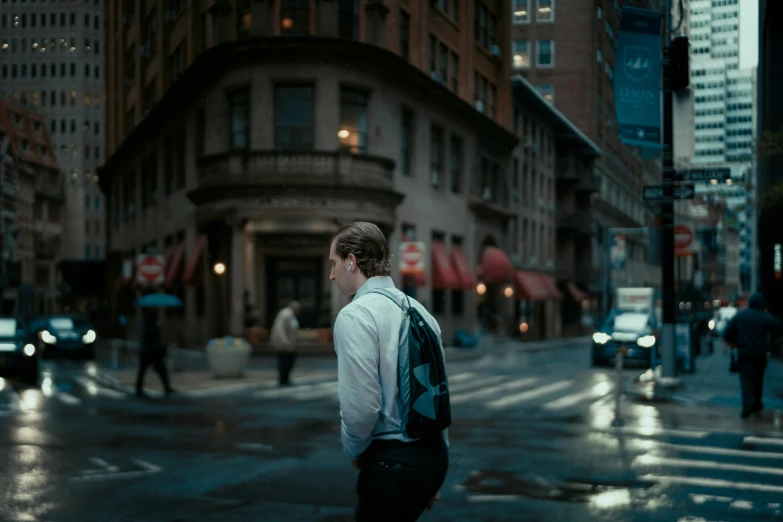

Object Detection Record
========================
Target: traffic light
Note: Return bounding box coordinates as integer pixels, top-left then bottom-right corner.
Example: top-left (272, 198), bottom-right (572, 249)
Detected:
top-left (670, 36), bottom-right (690, 91)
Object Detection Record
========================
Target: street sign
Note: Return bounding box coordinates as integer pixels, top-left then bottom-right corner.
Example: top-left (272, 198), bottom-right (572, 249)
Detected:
top-left (674, 223), bottom-right (694, 256)
top-left (643, 183), bottom-right (695, 201)
top-left (674, 167), bottom-right (731, 183)
top-left (136, 254), bottom-right (165, 286)
top-left (399, 241), bottom-right (426, 276)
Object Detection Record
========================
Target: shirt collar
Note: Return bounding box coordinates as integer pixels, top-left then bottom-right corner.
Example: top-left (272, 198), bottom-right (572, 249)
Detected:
top-left (352, 276), bottom-right (395, 301)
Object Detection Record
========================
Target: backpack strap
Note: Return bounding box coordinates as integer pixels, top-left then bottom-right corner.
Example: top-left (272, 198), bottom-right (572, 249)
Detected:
top-left (367, 290), bottom-right (409, 313)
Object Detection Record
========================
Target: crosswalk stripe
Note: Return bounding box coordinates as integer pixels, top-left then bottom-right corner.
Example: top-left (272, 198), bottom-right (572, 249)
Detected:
top-left (449, 375), bottom-right (508, 395)
top-left (290, 381), bottom-right (339, 400)
top-left (74, 377), bottom-right (127, 400)
top-left (744, 436), bottom-right (783, 448)
top-left (654, 441), bottom-right (783, 460)
top-left (256, 380), bottom-right (334, 398)
top-left (56, 392), bottom-right (81, 406)
top-left (448, 372), bottom-right (477, 383)
top-left (487, 380), bottom-right (572, 409)
top-left (640, 474), bottom-right (783, 494)
top-left (450, 377), bottom-right (540, 405)
top-left (636, 454), bottom-right (783, 477)
top-left (542, 385), bottom-right (610, 411)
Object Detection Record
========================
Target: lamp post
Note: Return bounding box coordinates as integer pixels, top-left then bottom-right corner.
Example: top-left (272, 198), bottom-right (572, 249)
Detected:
top-left (213, 262), bottom-right (226, 338)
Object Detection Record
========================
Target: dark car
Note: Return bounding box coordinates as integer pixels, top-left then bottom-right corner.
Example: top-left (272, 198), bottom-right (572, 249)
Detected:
top-left (592, 310), bottom-right (658, 368)
top-left (0, 317), bottom-right (40, 384)
top-left (35, 315), bottom-right (97, 360)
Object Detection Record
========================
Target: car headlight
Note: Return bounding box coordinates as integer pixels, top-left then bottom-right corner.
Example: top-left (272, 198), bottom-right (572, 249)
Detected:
top-left (708, 319), bottom-right (715, 330)
top-left (637, 335), bottom-right (656, 348)
top-left (41, 330), bottom-right (57, 344)
top-left (592, 332), bottom-right (612, 344)
top-left (82, 330), bottom-right (96, 344)
top-left (23, 344), bottom-right (36, 357)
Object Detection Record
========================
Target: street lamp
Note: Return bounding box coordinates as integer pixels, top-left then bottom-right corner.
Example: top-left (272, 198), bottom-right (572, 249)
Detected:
top-left (213, 262), bottom-right (226, 276)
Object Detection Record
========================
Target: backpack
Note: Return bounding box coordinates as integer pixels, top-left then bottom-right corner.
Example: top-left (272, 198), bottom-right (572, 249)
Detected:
top-left (369, 291), bottom-right (451, 439)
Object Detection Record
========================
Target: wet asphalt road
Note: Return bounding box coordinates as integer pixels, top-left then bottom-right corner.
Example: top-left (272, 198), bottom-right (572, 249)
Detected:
top-left (1, 342), bottom-right (783, 521)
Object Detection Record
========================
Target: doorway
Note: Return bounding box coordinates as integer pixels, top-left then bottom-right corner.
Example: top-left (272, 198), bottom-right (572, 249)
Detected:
top-left (266, 257), bottom-right (322, 329)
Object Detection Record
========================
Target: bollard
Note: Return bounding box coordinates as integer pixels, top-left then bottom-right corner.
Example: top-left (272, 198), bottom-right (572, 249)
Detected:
top-left (612, 346), bottom-right (628, 427)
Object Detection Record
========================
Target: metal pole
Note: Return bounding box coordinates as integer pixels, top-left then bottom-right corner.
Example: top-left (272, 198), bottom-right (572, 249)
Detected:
top-left (660, 0), bottom-right (678, 380)
top-left (603, 227), bottom-right (611, 320)
top-left (612, 346), bottom-right (627, 427)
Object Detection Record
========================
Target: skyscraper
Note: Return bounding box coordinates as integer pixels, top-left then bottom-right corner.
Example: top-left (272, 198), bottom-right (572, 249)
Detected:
top-left (0, 1), bottom-right (106, 261)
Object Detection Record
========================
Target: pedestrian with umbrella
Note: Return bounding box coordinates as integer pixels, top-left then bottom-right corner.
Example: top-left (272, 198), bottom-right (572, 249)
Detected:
top-left (134, 293), bottom-right (180, 398)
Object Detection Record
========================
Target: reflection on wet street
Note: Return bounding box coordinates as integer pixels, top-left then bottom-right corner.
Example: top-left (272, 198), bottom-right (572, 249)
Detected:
top-left (1, 342), bottom-right (782, 521)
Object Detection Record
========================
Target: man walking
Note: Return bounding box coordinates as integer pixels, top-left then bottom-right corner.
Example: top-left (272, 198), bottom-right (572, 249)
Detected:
top-left (329, 222), bottom-right (449, 521)
top-left (270, 300), bottom-right (301, 386)
top-left (136, 309), bottom-right (174, 398)
top-left (723, 292), bottom-right (782, 418)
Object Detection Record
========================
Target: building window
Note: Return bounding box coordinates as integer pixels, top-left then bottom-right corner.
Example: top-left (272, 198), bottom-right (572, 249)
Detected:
top-left (450, 53), bottom-right (459, 93)
top-left (536, 84), bottom-right (555, 104)
top-left (339, 88), bottom-right (368, 153)
top-left (449, 137), bottom-right (462, 193)
top-left (400, 109), bottom-right (413, 176)
top-left (512, 40), bottom-right (530, 68)
top-left (474, 3), bottom-right (496, 50)
top-left (474, 72), bottom-right (487, 113)
top-left (430, 126), bottom-right (444, 187)
top-left (537, 40), bottom-right (554, 67)
top-left (480, 157), bottom-right (500, 202)
top-left (537, 0), bottom-right (554, 22)
top-left (338, 0), bottom-right (359, 40)
top-left (429, 35), bottom-right (437, 73)
top-left (280, 0), bottom-right (309, 36)
top-left (400, 10), bottom-right (410, 61)
top-left (274, 85), bottom-right (315, 150)
top-left (512, 0), bottom-right (530, 24)
top-left (489, 84), bottom-right (497, 119)
top-left (451, 238), bottom-right (465, 315)
top-left (597, 5), bottom-right (602, 19)
top-left (228, 88), bottom-right (250, 149)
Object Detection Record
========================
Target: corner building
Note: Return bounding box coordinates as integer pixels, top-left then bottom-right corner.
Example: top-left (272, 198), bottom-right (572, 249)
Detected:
top-left (101, 0), bottom-right (521, 344)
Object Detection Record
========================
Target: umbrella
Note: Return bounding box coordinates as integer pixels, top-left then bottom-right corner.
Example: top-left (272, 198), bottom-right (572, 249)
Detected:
top-left (135, 293), bottom-right (183, 308)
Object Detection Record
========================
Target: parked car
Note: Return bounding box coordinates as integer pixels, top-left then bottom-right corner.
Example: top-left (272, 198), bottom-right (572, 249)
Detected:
top-left (592, 310), bottom-right (658, 368)
top-left (0, 317), bottom-right (40, 384)
top-left (32, 315), bottom-right (97, 360)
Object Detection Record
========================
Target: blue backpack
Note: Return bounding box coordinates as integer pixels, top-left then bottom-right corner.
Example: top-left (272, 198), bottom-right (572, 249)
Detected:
top-left (369, 291), bottom-right (451, 439)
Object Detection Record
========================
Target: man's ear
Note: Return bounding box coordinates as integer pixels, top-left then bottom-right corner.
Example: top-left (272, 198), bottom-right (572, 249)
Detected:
top-left (347, 253), bottom-right (357, 270)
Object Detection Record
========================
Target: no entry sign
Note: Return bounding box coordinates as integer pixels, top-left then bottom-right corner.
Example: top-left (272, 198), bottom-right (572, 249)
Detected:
top-left (399, 241), bottom-right (426, 276)
top-left (136, 254), bottom-right (165, 286)
top-left (674, 224), bottom-right (694, 256)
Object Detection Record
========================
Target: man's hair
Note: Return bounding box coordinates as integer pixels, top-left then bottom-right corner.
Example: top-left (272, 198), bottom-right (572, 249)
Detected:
top-left (332, 222), bottom-right (392, 278)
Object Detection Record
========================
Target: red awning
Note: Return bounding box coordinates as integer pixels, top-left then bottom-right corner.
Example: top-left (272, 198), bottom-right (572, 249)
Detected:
top-left (165, 243), bottom-right (187, 289)
top-left (431, 241), bottom-right (459, 289)
top-left (514, 271), bottom-right (551, 301)
top-left (450, 245), bottom-right (474, 289)
top-left (479, 247), bottom-right (515, 284)
top-left (539, 275), bottom-right (562, 300)
top-left (182, 234), bottom-right (207, 286)
top-left (567, 282), bottom-right (590, 302)
top-left (403, 272), bottom-right (427, 287)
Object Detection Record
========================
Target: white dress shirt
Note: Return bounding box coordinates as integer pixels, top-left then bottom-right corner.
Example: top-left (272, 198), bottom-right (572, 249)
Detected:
top-left (333, 276), bottom-right (449, 459)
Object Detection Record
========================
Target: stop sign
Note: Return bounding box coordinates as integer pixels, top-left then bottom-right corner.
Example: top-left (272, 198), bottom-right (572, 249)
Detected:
top-left (399, 242), bottom-right (425, 275)
top-left (674, 224), bottom-right (693, 251)
top-left (136, 254), bottom-right (165, 286)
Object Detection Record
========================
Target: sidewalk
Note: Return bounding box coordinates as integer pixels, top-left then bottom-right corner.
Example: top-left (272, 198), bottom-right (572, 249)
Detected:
top-left (627, 350), bottom-right (783, 411)
top-left (97, 335), bottom-right (591, 396)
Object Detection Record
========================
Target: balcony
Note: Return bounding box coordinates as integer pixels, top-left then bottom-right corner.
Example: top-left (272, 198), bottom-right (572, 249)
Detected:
top-left (190, 150), bottom-right (400, 206)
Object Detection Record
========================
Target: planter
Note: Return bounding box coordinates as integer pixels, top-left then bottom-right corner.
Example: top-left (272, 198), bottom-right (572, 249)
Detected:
top-left (245, 326), bottom-right (264, 345)
top-left (317, 328), bottom-right (333, 344)
top-left (206, 337), bottom-right (251, 378)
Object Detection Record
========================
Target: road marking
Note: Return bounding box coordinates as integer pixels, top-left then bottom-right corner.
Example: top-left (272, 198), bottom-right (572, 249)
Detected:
top-left (56, 392), bottom-right (81, 406)
top-left (467, 494), bottom-right (521, 503)
top-left (636, 455), bottom-right (783, 477)
top-left (237, 443), bottom-right (273, 452)
top-left (450, 377), bottom-right (540, 405)
top-left (610, 425), bottom-right (708, 439)
top-left (290, 381), bottom-right (339, 400)
top-left (70, 458), bottom-right (163, 483)
top-left (743, 436), bottom-right (783, 448)
top-left (256, 380), bottom-right (335, 398)
top-left (690, 494), bottom-right (734, 504)
top-left (656, 441), bottom-right (783, 460)
top-left (74, 377), bottom-right (127, 399)
top-left (448, 372), bottom-right (477, 383)
top-left (185, 382), bottom-right (269, 398)
top-left (448, 375), bottom-right (508, 394)
top-left (80, 458), bottom-right (120, 475)
top-left (542, 386), bottom-right (609, 411)
top-left (487, 380), bottom-right (572, 409)
top-left (640, 474), bottom-right (783, 494)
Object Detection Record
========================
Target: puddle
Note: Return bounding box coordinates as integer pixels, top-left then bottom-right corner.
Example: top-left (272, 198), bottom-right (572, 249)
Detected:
top-left (462, 470), bottom-right (654, 505)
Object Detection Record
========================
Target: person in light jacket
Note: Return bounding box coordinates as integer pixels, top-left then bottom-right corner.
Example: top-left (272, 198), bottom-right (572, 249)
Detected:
top-left (271, 301), bottom-right (301, 386)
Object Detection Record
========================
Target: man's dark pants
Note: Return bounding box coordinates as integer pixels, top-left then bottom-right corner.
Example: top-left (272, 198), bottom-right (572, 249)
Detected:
top-left (136, 351), bottom-right (171, 394)
top-left (738, 353), bottom-right (767, 414)
top-left (277, 352), bottom-right (298, 385)
top-left (355, 435), bottom-right (449, 522)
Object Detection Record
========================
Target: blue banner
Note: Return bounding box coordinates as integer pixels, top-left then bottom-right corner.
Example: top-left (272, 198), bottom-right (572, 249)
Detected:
top-left (615, 7), bottom-right (663, 149)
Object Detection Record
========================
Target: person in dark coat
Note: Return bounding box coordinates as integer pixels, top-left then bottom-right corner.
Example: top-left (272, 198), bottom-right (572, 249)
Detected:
top-left (136, 309), bottom-right (174, 398)
top-left (723, 292), bottom-right (783, 418)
